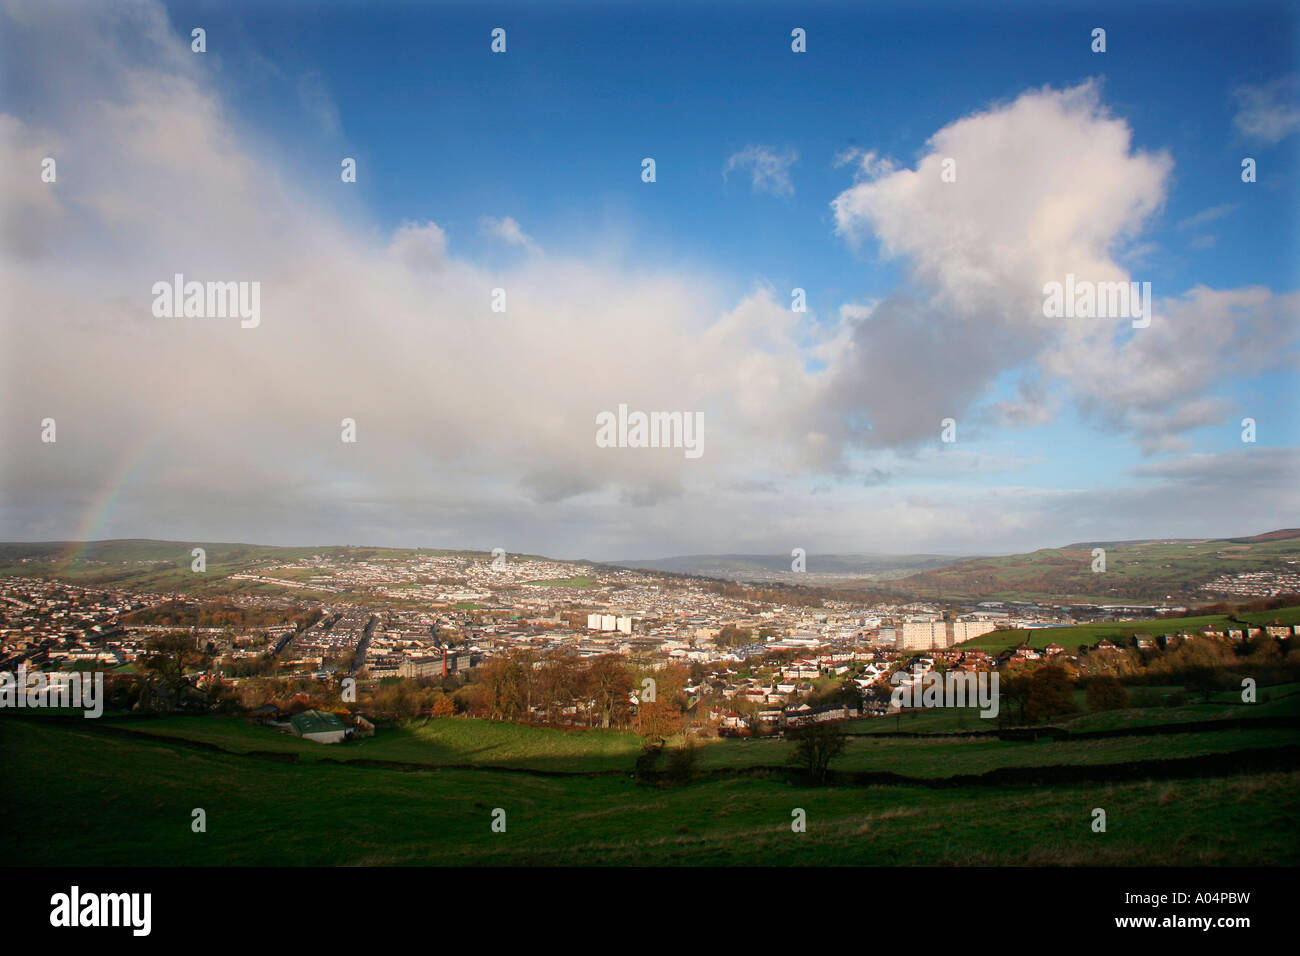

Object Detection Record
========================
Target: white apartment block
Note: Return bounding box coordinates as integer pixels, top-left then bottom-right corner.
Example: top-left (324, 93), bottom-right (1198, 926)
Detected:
top-left (952, 620), bottom-right (998, 644)
top-left (899, 619), bottom-right (947, 650)
top-left (586, 612), bottom-right (637, 634)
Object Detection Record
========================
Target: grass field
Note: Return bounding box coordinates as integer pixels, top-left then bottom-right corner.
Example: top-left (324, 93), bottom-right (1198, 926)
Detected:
top-left (4, 679), bottom-right (1298, 867)
top-left (2, 716), bottom-right (1296, 866)
top-left (68, 706), bottom-right (1294, 780)
top-left (962, 607), bottom-right (1300, 654)
top-left (94, 713), bottom-right (645, 771)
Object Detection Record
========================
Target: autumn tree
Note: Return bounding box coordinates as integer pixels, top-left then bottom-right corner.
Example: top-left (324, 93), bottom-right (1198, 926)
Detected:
top-left (581, 654), bottom-right (633, 728)
top-left (1084, 675), bottom-right (1129, 711)
top-left (716, 624), bottom-right (753, 648)
top-left (633, 664), bottom-right (687, 737)
top-left (140, 630), bottom-right (209, 710)
top-left (788, 723), bottom-right (846, 784)
top-left (1024, 665), bottom-right (1076, 723)
top-left (997, 673), bottom-right (1030, 726)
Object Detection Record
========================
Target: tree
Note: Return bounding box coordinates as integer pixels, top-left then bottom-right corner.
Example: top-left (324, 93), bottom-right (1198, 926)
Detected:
top-left (634, 664), bottom-right (687, 737)
top-left (1084, 675), bottom-right (1129, 711)
top-left (140, 630), bottom-right (208, 710)
top-left (788, 723), bottom-right (846, 784)
top-left (716, 624), bottom-right (753, 648)
top-left (581, 655), bottom-right (633, 728)
top-left (1024, 665), bottom-right (1076, 723)
top-left (997, 673), bottom-right (1030, 726)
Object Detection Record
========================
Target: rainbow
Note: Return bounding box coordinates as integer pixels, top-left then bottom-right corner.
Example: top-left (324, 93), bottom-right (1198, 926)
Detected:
top-left (57, 434), bottom-right (157, 568)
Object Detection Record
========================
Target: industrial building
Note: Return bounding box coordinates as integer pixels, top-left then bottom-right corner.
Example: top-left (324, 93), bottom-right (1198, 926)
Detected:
top-left (289, 709), bottom-right (349, 744)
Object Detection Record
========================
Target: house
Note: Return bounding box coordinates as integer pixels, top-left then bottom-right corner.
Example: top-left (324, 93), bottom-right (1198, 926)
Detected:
top-left (289, 709), bottom-right (349, 744)
top-left (248, 702), bottom-right (282, 723)
top-left (716, 711), bottom-right (747, 730)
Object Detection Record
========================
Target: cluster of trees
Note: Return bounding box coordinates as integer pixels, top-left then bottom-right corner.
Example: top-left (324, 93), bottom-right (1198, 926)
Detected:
top-left (121, 601), bottom-right (319, 630)
top-left (1064, 630), bottom-right (1297, 688)
top-left (1083, 675), bottom-right (1129, 711)
top-left (457, 651), bottom-right (693, 732)
top-left (363, 679), bottom-right (453, 720)
top-left (701, 580), bottom-right (828, 608)
top-left (715, 624), bottom-right (753, 648)
top-left (997, 666), bottom-right (1076, 724)
top-left (998, 633), bottom-right (1298, 723)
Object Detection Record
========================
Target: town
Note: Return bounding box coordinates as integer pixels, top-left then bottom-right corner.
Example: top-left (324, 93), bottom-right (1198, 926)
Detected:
top-left (5, 545), bottom-right (1296, 737)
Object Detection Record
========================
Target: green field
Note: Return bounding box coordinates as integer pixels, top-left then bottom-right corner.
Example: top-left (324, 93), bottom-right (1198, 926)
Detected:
top-left (43, 704), bottom-right (1291, 780)
top-left (963, 606), bottom-right (1300, 654)
top-left (96, 713), bottom-right (644, 772)
top-left (2, 716), bottom-right (1295, 866)
top-left (3, 685), bottom-right (1298, 866)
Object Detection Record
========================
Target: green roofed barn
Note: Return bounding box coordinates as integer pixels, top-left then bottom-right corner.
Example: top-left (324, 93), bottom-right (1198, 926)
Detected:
top-left (289, 709), bottom-right (349, 744)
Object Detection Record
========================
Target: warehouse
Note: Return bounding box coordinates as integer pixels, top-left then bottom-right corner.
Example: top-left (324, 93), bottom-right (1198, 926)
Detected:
top-left (289, 709), bottom-right (349, 744)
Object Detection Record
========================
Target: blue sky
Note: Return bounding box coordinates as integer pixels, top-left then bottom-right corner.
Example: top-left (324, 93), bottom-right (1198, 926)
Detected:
top-left (185, 0), bottom-right (1297, 283)
top-left (2, 0), bottom-right (1297, 557)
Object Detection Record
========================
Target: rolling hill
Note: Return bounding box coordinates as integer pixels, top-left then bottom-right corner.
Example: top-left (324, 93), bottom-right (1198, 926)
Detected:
top-left (612, 551), bottom-right (968, 582)
top-left (883, 530), bottom-right (1300, 605)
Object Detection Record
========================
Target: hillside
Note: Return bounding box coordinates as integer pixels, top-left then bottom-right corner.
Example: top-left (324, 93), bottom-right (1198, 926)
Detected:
top-left (5, 533), bottom-right (1299, 606)
top-left (3, 699), bottom-right (1298, 865)
top-left (612, 551), bottom-right (967, 582)
top-left (884, 532), bottom-right (1300, 604)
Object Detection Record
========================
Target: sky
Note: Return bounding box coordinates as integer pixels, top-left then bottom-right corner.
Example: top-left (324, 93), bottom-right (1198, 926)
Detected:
top-left (0, 0), bottom-right (1297, 561)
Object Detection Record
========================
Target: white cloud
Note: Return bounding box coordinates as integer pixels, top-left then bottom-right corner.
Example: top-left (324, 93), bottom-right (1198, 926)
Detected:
top-left (825, 81), bottom-right (1176, 449)
top-left (1050, 285), bottom-right (1300, 454)
top-left (1232, 76), bottom-right (1300, 144)
top-left (832, 147), bottom-right (897, 182)
top-left (826, 81), bottom-right (1298, 455)
top-left (833, 81), bottom-right (1171, 316)
top-left (387, 220), bottom-right (448, 270)
top-left (297, 70), bottom-right (340, 135)
top-left (479, 215), bottom-right (537, 252)
top-left (1177, 203), bottom-right (1238, 231)
top-left (0, 1), bottom-right (823, 554)
top-left (723, 145), bottom-right (798, 196)
top-left (0, 9), bottom-right (1292, 558)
